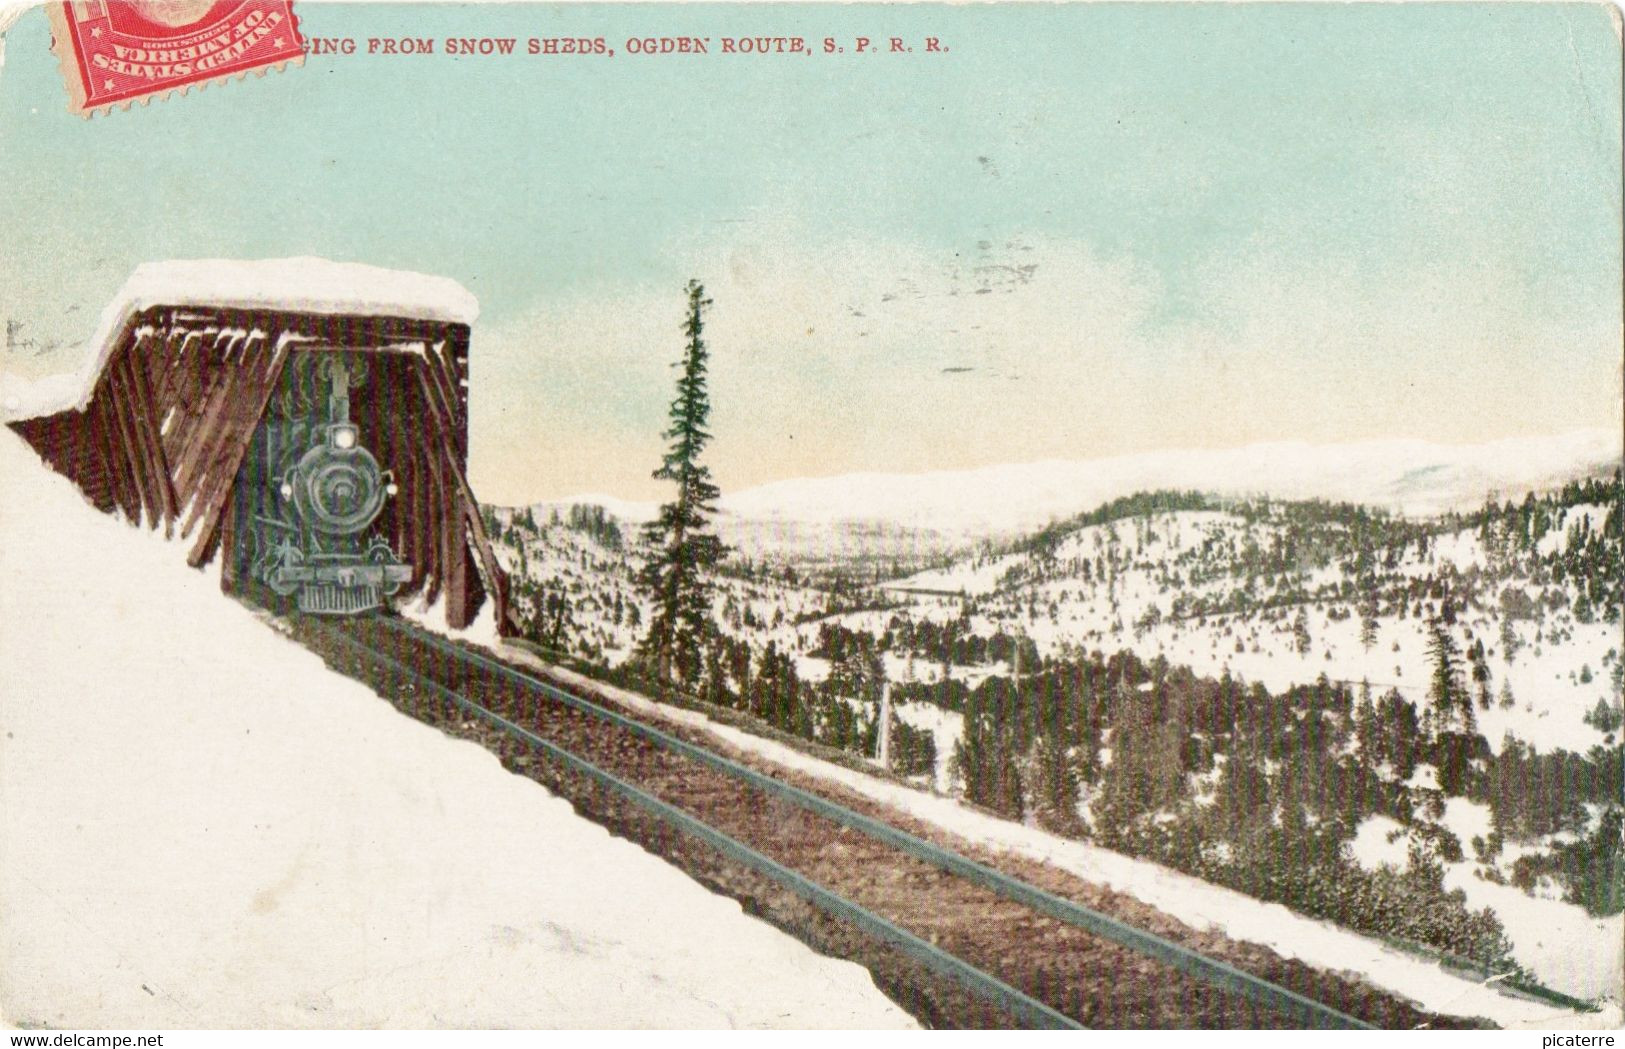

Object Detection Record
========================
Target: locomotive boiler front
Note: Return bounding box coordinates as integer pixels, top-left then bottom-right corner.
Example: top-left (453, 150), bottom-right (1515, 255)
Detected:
top-left (287, 419), bottom-right (392, 537)
top-left (251, 356), bottom-right (412, 616)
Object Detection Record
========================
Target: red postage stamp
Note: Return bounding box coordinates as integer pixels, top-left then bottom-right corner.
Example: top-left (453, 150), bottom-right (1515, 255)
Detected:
top-left (46, 0), bottom-right (304, 117)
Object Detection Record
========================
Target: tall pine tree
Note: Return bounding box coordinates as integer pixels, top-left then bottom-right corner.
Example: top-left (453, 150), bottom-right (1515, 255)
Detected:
top-left (638, 281), bottom-right (725, 685)
top-left (1426, 620), bottom-right (1473, 733)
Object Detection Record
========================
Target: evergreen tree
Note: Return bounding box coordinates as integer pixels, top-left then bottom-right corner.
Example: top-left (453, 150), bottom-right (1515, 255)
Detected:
top-left (1471, 644), bottom-right (1493, 711)
top-left (827, 633), bottom-right (886, 706)
top-left (950, 681), bottom-right (1026, 819)
top-left (526, 585), bottom-right (575, 654)
top-left (1359, 590), bottom-right (1380, 650)
top-left (638, 281), bottom-right (726, 685)
top-left (1585, 697), bottom-right (1624, 735)
top-left (889, 718), bottom-right (939, 779)
top-left (1094, 676), bottom-right (1187, 844)
top-left (1354, 678), bottom-right (1378, 759)
top-left (1426, 620), bottom-right (1488, 794)
top-left (1374, 688), bottom-right (1422, 779)
top-left (1426, 620), bottom-right (1473, 734)
top-left (1025, 734), bottom-right (1083, 835)
top-left (1293, 607), bottom-right (1313, 655)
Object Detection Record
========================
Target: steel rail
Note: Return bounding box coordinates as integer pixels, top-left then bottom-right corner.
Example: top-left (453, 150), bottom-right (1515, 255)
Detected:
top-left (316, 623), bottom-right (1082, 1030)
top-left (375, 614), bottom-right (1373, 1030)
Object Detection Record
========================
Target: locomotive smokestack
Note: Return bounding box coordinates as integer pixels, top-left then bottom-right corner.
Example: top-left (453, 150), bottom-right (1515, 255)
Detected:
top-left (329, 359), bottom-right (351, 425)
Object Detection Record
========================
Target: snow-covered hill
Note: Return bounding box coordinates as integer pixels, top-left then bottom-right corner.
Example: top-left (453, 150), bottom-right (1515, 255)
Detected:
top-left (543, 430), bottom-right (1620, 556)
top-left (505, 474), bottom-right (1622, 758)
top-left (893, 502), bottom-right (1619, 755)
top-left (0, 430), bottom-right (911, 1029)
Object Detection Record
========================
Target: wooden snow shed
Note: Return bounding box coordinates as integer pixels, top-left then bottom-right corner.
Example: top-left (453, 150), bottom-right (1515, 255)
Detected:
top-left (5, 257), bottom-right (512, 632)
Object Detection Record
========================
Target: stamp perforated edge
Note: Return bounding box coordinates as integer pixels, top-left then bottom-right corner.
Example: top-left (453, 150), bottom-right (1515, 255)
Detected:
top-left (44, 1), bottom-right (305, 118)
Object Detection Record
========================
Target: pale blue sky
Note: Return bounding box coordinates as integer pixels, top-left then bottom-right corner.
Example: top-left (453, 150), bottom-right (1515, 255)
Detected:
top-left (1, 3), bottom-right (1619, 501)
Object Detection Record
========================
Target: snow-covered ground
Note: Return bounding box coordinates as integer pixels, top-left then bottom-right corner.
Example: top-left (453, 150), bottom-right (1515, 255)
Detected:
top-left (0, 430), bottom-right (911, 1029)
top-left (500, 651), bottom-right (1621, 1029)
top-left (1349, 802), bottom-right (1622, 1003)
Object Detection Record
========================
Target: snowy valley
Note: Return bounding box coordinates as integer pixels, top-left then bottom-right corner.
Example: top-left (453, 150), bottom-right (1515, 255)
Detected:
top-left (486, 433), bottom-right (1624, 1005)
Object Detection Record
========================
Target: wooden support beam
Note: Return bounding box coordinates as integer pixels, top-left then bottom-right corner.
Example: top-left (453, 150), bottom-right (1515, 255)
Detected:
top-left (172, 331), bottom-right (273, 510)
top-left (172, 359), bottom-right (240, 508)
top-left (422, 340), bottom-right (466, 459)
top-left (105, 353), bottom-right (157, 527)
top-left (122, 346), bottom-right (180, 533)
top-left (88, 392), bottom-right (141, 524)
top-left (186, 344), bottom-right (289, 567)
top-left (410, 361), bottom-right (509, 629)
top-left (443, 472), bottom-right (469, 628)
top-left (420, 433), bottom-right (448, 610)
top-left (156, 327), bottom-right (213, 464)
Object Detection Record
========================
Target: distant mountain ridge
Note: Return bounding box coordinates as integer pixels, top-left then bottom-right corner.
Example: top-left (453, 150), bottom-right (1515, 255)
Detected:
top-left (535, 429), bottom-right (1621, 545)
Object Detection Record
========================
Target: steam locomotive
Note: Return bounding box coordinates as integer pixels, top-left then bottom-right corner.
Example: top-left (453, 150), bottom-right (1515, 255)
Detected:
top-left (240, 354), bottom-right (411, 615)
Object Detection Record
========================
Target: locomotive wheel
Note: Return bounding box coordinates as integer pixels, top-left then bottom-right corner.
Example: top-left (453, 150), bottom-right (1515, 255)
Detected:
top-left (266, 543), bottom-right (303, 597)
top-left (368, 539), bottom-right (406, 595)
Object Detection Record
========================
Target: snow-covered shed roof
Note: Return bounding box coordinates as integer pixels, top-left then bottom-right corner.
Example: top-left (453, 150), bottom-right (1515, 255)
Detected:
top-left (2, 257), bottom-right (479, 422)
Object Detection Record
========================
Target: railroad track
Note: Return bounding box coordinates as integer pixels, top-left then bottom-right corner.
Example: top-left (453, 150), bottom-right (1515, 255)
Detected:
top-left (284, 611), bottom-right (1480, 1030)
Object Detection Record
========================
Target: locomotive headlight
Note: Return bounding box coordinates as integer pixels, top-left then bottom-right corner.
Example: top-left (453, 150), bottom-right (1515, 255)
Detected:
top-left (333, 426), bottom-right (357, 450)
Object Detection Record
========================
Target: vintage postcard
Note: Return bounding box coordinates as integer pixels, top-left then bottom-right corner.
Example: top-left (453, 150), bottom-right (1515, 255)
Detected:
top-left (0, 0), bottom-right (1621, 1034)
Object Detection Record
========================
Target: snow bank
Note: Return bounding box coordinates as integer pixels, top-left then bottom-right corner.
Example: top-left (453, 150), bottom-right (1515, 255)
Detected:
top-left (508, 655), bottom-right (1621, 1029)
top-left (1350, 815), bottom-right (1410, 869)
top-left (1347, 809), bottom-right (1623, 1003)
top-left (1, 258), bottom-right (480, 423)
top-left (1441, 868), bottom-right (1622, 1006)
top-left (0, 429), bottom-right (910, 1029)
